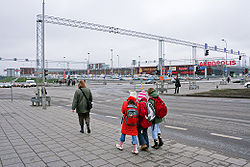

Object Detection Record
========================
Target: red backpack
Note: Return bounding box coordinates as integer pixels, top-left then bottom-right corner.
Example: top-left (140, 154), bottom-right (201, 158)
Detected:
top-left (149, 97), bottom-right (167, 118)
top-left (125, 104), bottom-right (139, 126)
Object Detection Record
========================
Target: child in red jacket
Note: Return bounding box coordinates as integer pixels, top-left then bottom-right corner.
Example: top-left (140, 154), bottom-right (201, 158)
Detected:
top-left (137, 90), bottom-right (152, 151)
top-left (116, 96), bottom-right (139, 154)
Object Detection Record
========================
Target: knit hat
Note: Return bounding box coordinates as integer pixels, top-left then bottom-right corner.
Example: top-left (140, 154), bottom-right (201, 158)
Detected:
top-left (138, 90), bottom-right (147, 101)
top-left (128, 96), bottom-right (136, 103)
top-left (129, 91), bottom-right (137, 99)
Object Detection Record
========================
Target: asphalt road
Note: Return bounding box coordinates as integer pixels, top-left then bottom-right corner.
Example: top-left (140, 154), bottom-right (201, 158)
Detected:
top-left (1, 82), bottom-right (250, 160)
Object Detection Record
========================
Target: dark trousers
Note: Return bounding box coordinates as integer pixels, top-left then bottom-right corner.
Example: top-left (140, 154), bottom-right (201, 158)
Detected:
top-left (78, 113), bottom-right (90, 128)
top-left (137, 126), bottom-right (149, 148)
top-left (175, 86), bottom-right (179, 94)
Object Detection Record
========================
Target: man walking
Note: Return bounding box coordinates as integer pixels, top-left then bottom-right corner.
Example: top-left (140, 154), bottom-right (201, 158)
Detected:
top-left (174, 76), bottom-right (181, 94)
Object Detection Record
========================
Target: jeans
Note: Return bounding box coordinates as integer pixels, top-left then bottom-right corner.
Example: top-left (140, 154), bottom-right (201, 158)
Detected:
top-left (152, 123), bottom-right (161, 140)
top-left (137, 126), bottom-right (149, 148)
top-left (120, 133), bottom-right (137, 145)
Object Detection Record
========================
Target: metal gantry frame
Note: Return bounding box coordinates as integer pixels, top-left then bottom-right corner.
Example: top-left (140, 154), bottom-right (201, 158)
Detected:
top-left (36, 14), bottom-right (246, 75)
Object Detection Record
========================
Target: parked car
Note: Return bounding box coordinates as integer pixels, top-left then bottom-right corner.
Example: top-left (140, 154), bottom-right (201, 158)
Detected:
top-left (145, 80), bottom-right (156, 84)
top-left (20, 82), bottom-right (31, 88)
top-left (0, 83), bottom-right (12, 88)
top-left (26, 80), bottom-right (36, 87)
top-left (244, 82), bottom-right (250, 88)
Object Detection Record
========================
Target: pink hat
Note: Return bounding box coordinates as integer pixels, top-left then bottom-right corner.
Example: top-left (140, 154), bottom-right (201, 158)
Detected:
top-left (138, 90), bottom-right (147, 101)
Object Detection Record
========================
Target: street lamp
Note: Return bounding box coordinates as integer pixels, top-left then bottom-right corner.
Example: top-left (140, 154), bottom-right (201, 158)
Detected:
top-left (110, 49), bottom-right (113, 75)
top-left (221, 39), bottom-right (228, 77)
top-left (117, 55), bottom-right (119, 76)
top-left (87, 53), bottom-right (90, 76)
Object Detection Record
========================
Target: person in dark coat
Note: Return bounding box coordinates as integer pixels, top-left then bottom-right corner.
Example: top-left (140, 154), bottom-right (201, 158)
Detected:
top-left (174, 76), bottom-right (181, 94)
top-left (137, 90), bottom-right (152, 151)
top-left (72, 80), bottom-right (93, 133)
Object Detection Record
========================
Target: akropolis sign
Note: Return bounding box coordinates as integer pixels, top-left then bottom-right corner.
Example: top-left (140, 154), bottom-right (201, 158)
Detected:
top-left (199, 60), bottom-right (236, 66)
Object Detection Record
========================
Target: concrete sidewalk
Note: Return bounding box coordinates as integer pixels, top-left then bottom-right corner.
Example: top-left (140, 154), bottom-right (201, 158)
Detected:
top-left (0, 100), bottom-right (249, 167)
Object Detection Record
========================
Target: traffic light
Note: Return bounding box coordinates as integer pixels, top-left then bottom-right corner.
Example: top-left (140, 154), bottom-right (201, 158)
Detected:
top-left (246, 68), bottom-right (248, 74)
top-left (239, 56), bottom-right (241, 60)
top-left (205, 50), bottom-right (209, 56)
top-left (13, 58), bottom-right (17, 61)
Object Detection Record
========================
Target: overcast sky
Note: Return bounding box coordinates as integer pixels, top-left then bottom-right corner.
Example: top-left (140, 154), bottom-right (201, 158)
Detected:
top-left (0, 0), bottom-right (249, 75)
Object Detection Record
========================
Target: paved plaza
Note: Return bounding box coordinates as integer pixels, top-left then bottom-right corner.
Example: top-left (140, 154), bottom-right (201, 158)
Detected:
top-left (0, 100), bottom-right (249, 167)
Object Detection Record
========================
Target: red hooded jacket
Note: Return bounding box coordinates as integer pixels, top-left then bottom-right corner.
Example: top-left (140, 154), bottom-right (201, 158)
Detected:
top-left (120, 97), bottom-right (138, 136)
top-left (138, 97), bottom-right (152, 129)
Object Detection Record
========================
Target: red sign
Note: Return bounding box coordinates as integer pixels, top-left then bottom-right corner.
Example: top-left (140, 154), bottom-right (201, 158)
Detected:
top-left (199, 60), bottom-right (236, 66)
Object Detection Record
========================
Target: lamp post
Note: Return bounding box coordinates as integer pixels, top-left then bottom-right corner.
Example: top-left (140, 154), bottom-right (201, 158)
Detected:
top-left (221, 39), bottom-right (228, 77)
top-left (138, 56), bottom-right (141, 76)
top-left (110, 49), bottom-right (113, 75)
top-left (117, 55), bottom-right (119, 76)
top-left (41, 0), bottom-right (46, 109)
top-left (87, 53), bottom-right (90, 76)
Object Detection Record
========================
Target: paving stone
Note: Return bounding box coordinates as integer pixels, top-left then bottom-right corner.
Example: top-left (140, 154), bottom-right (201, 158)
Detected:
top-left (19, 152), bottom-right (37, 159)
top-left (244, 163), bottom-right (250, 167)
top-left (42, 155), bottom-right (60, 163)
top-left (172, 163), bottom-right (188, 167)
top-left (67, 159), bottom-right (88, 167)
top-left (175, 156), bottom-right (196, 165)
top-left (158, 159), bottom-right (179, 167)
top-left (61, 154), bottom-right (80, 162)
top-left (56, 150), bottom-right (73, 157)
top-left (172, 143), bottom-right (187, 149)
top-left (229, 164), bottom-right (241, 167)
top-left (138, 161), bottom-right (159, 167)
top-left (196, 150), bottom-right (213, 156)
top-left (99, 153), bottom-right (117, 160)
top-left (1, 157), bottom-right (22, 166)
top-left (88, 159), bottom-right (109, 167)
top-left (4, 163), bottom-right (25, 167)
top-left (0, 152), bottom-right (19, 160)
top-left (226, 158), bottom-right (248, 166)
top-left (99, 164), bottom-right (116, 167)
top-left (189, 161), bottom-right (212, 167)
top-left (168, 148), bottom-right (184, 154)
top-left (183, 146), bottom-right (200, 152)
top-left (194, 155), bottom-right (213, 163)
top-left (22, 156), bottom-right (42, 164)
top-left (210, 153), bottom-right (228, 161)
top-left (107, 157), bottom-right (128, 166)
top-left (47, 160), bottom-right (68, 167)
top-left (25, 161), bottom-right (47, 167)
top-left (116, 162), bottom-right (135, 167)
top-left (81, 153), bottom-right (98, 161)
top-left (208, 159), bottom-right (230, 166)
top-left (37, 151), bottom-right (56, 158)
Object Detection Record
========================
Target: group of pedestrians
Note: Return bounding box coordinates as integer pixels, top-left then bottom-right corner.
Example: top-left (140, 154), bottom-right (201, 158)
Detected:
top-left (71, 80), bottom-right (167, 155)
top-left (116, 88), bottom-right (167, 155)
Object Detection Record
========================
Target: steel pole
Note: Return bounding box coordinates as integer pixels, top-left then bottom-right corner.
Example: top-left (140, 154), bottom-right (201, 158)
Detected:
top-left (42, 0), bottom-right (46, 109)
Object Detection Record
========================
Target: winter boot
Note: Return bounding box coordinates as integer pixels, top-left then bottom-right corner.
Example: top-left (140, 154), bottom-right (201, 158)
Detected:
top-left (116, 141), bottom-right (123, 150)
top-left (158, 133), bottom-right (164, 147)
top-left (151, 139), bottom-right (159, 149)
top-left (132, 144), bottom-right (139, 155)
top-left (80, 125), bottom-right (84, 133)
top-left (86, 123), bottom-right (91, 133)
